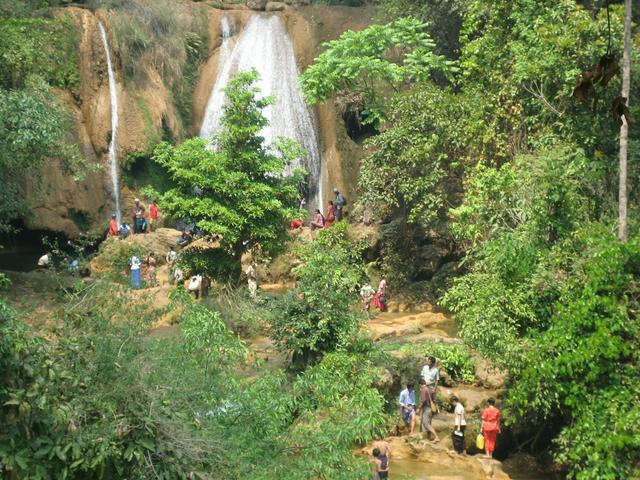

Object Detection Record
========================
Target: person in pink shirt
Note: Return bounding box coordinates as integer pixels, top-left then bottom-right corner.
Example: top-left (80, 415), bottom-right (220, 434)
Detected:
top-left (325, 201), bottom-right (336, 228)
top-left (310, 209), bottom-right (325, 230)
top-left (149, 200), bottom-right (159, 232)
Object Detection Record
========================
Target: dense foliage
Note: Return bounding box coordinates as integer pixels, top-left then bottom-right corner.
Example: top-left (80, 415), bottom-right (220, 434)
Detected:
top-left (301, 0), bottom-right (640, 477)
top-left (149, 70), bottom-right (303, 266)
top-left (300, 17), bottom-right (458, 125)
top-left (0, 15), bottom-right (82, 233)
top-left (270, 223), bottom-right (367, 366)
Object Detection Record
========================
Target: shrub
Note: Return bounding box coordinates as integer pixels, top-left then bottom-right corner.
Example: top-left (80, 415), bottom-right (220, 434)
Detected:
top-left (385, 340), bottom-right (476, 384)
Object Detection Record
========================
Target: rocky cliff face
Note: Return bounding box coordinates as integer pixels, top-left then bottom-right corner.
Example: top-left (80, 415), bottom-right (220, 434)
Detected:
top-left (24, 3), bottom-right (372, 235)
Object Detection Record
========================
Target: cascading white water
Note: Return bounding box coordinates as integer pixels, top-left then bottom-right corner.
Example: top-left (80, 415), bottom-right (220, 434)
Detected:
top-left (200, 16), bottom-right (235, 139)
top-left (199, 14), bottom-right (323, 209)
top-left (98, 21), bottom-right (121, 224)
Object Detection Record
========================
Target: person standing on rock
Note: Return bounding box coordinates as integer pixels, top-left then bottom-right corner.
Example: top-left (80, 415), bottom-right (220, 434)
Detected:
top-left (373, 275), bottom-right (387, 311)
top-left (166, 246), bottom-right (177, 284)
top-left (108, 214), bottom-right (118, 236)
top-left (146, 252), bottom-right (157, 287)
top-left (371, 447), bottom-right (389, 479)
top-left (451, 395), bottom-right (466, 454)
top-left (399, 382), bottom-right (417, 435)
top-left (325, 201), bottom-right (336, 228)
top-left (419, 379), bottom-right (440, 443)
top-left (420, 356), bottom-right (440, 401)
top-left (130, 255), bottom-right (142, 289)
top-left (246, 261), bottom-right (258, 299)
top-left (132, 198), bottom-right (145, 234)
top-left (149, 200), bottom-right (159, 232)
top-left (481, 397), bottom-right (501, 459)
top-left (360, 283), bottom-right (375, 315)
top-left (333, 188), bottom-right (346, 221)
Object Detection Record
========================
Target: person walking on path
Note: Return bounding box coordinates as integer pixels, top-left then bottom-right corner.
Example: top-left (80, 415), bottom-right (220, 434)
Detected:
top-left (146, 252), bottom-right (157, 287)
top-left (325, 201), bottom-right (336, 228)
top-left (246, 261), bottom-right (258, 299)
top-left (451, 395), bottom-right (466, 454)
top-left (360, 283), bottom-right (375, 315)
top-left (420, 356), bottom-right (440, 402)
top-left (399, 382), bottom-right (417, 435)
top-left (130, 255), bottom-right (142, 289)
top-left (373, 275), bottom-right (387, 311)
top-left (419, 379), bottom-right (440, 443)
top-left (108, 214), bottom-right (118, 236)
top-left (481, 397), bottom-right (501, 459)
top-left (333, 188), bottom-right (346, 221)
top-left (149, 200), bottom-right (159, 232)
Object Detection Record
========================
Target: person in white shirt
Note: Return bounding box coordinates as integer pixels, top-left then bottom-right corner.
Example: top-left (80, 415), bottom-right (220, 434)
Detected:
top-left (360, 283), bottom-right (375, 315)
top-left (451, 395), bottom-right (466, 454)
top-left (420, 356), bottom-right (440, 400)
top-left (399, 382), bottom-right (417, 434)
top-left (130, 256), bottom-right (142, 289)
top-left (188, 274), bottom-right (202, 299)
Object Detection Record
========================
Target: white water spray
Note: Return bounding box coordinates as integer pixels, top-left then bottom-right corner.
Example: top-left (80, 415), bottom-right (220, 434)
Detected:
top-left (98, 21), bottom-right (121, 224)
top-left (199, 14), bottom-right (323, 209)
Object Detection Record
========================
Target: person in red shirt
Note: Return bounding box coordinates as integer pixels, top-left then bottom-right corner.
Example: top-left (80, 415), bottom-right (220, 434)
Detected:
top-left (149, 200), bottom-right (159, 232)
top-left (481, 397), bottom-right (501, 458)
top-left (108, 214), bottom-right (118, 236)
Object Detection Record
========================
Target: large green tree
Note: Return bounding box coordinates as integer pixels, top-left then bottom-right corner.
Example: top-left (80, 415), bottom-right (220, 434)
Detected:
top-left (150, 69), bottom-right (303, 263)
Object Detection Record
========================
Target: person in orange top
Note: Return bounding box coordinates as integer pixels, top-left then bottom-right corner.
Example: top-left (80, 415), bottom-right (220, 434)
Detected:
top-left (149, 200), bottom-right (159, 232)
top-left (108, 214), bottom-right (118, 236)
top-left (481, 397), bottom-right (501, 458)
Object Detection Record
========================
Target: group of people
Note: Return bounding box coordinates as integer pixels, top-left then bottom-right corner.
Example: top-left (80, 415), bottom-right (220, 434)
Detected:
top-left (290, 188), bottom-right (347, 232)
top-left (359, 275), bottom-right (387, 315)
top-left (108, 199), bottom-right (159, 238)
top-left (395, 357), bottom-right (501, 461)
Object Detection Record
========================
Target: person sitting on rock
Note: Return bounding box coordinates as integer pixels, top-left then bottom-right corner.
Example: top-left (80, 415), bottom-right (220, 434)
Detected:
top-left (119, 223), bottom-right (131, 238)
top-left (177, 229), bottom-right (191, 247)
top-left (399, 382), bottom-right (417, 435)
top-left (310, 209), bottom-right (325, 230)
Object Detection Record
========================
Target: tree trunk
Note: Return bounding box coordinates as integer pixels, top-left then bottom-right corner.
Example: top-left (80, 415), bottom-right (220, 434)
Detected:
top-left (618, 0), bottom-right (632, 242)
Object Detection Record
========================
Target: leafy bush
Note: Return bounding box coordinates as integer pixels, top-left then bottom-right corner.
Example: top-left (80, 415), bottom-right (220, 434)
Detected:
top-left (0, 17), bottom-right (78, 89)
top-left (269, 223), bottom-right (367, 366)
top-left (149, 70), bottom-right (303, 269)
top-left (385, 340), bottom-right (476, 384)
top-left (95, 238), bottom-right (148, 275)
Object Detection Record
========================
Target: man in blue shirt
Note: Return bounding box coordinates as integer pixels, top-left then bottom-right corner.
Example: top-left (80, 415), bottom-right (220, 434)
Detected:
top-left (399, 382), bottom-right (417, 434)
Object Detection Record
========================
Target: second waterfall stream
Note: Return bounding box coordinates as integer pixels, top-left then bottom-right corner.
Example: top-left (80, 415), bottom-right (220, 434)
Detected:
top-left (98, 21), bottom-right (122, 224)
top-left (199, 14), bottom-right (323, 209)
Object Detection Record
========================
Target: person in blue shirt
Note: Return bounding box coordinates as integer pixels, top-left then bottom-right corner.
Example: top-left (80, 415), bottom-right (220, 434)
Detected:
top-left (399, 382), bottom-right (417, 434)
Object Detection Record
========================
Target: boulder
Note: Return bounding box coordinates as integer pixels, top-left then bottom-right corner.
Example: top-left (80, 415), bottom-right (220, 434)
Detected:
top-left (247, 0), bottom-right (268, 10)
top-left (266, 1), bottom-right (288, 11)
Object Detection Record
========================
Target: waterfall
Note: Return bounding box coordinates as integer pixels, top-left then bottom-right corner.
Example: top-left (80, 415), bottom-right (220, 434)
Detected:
top-left (98, 22), bottom-right (121, 224)
top-left (199, 14), bottom-right (323, 210)
top-left (199, 16), bottom-right (235, 139)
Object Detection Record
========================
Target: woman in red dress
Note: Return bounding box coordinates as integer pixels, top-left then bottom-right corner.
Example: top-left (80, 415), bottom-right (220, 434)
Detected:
top-left (481, 397), bottom-right (501, 458)
top-left (325, 201), bottom-right (336, 228)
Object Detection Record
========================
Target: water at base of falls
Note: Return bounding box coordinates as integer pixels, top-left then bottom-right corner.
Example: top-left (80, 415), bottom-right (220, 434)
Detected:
top-left (199, 14), bottom-right (323, 210)
top-left (98, 21), bottom-right (122, 225)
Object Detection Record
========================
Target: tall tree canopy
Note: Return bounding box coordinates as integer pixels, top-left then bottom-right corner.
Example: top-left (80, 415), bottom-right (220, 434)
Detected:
top-left (150, 69), bottom-right (303, 260)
